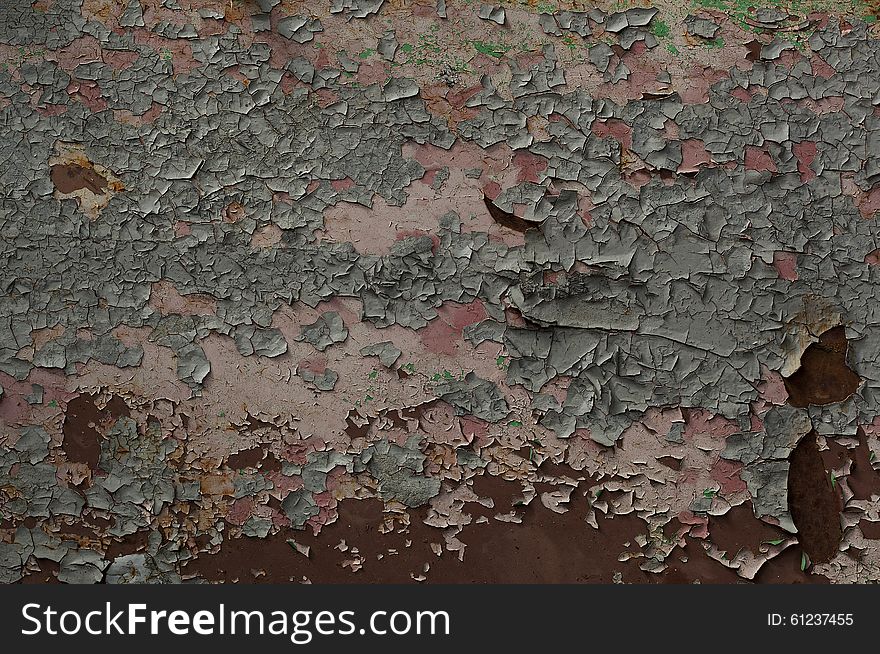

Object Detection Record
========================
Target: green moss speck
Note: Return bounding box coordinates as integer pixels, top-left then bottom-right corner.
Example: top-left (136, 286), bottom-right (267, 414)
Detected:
top-left (651, 18), bottom-right (671, 38)
top-left (471, 40), bottom-right (512, 58)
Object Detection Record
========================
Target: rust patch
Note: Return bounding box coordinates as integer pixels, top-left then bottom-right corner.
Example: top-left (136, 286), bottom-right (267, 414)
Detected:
top-left (752, 546), bottom-right (830, 583)
top-left (221, 201), bottom-right (246, 223)
top-left (50, 162), bottom-right (108, 195)
top-left (658, 536), bottom-right (746, 584)
top-left (226, 443), bottom-right (281, 473)
top-left (657, 455), bottom-right (682, 471)
top-left (783, 326), bottom-right (861, 407)
top-left (61, 393), bottom-right (130, 471)
top-left (483, 195), bottom-right (539, 233)
top-left (709, 502), bottom-right (787, 557)
top-left (226, 447), bottom-right (266, 471)
top-left (104, 529), bottom-right (152, 561)
top-left (859, 519), bottom-right (880, 539)
top-left (184, 476), bottom-right (652, 583)
top-left (20, 560), bottom-right (61, 584)
top-left (787, 432), bottom-right (843, 564)
top-left (847, 428), bottom-right (880, 500)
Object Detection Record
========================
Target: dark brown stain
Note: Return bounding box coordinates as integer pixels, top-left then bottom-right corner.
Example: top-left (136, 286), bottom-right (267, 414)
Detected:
top-left (344, 412), bottom-right (371, 440)
top-left (656, 516), bottom-right (819, 584)
top-left (19, 560), bottom-right (60, 584)
top-left (752, 545), bottom-right (830, 584)
top-left (182, 470), bottom-right (840, 585)
top-left (241, 414), bottom-right (276, 432)
top-left (858, 519), bottom-right (880, 540)
top-left (709, 502), bottom-right (788, 557)
top-left (534, 458), bottom-right (590, 478)
top-left (783, 326), bottom-right (860, 407)
top-left (745, 40), bottom-right (763, 62)
top-left (174, 456), bottom-right (853, 585)
top-left (50, 162), bottom-right (108, 195)
top-left (104, 529), bottom-right (152, 561)
top-left (657, 455), bottom-right (683, 471)
top-left (641, 91), bottom-right (673, 101)
top-left (435, 494), bottom-right (648, 583)
top-left (344, 402), bottom-right (437, 441)
top-left (226, 446), bottom-right (281, 473)
top-left (261, 451), bottom-right (282, 473)
top-left (847, 428), bottom-right (880, 500)
top-left (656, 536), bottom-right (746, 584)
top-left (659, 514), bottom-right (829, 584)
top-left (787, 432), bottom-right (843, 564)
top-left (779, 327), bottom-right (858, 575)
top-left (54, 520), bottom-right (101, 542)
top-left (183, 474), bottom-right (654, 584)
top-left (483, 195), bottom-right (540, 233)
top-left (226, 447), bottom-right (266, 470)
top-left (61, 393), bottom-right (130, 471)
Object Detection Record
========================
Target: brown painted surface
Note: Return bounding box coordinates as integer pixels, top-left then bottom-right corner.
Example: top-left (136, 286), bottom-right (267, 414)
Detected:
top-left (657, 537), bottom-right (745, 584)
top-left (847, 429), bottom-right (880, 500)
top-left (787, 432), bottom-right (843, 564)
top-left (784, 327), bottom-right (861, 407)
top-left (182, 474), bottom-right (830, 585)
top-left (61, 393), bottom-right (130, 471)
top-left (709, 502), bottom-right (787, 557)
top-left (50, 162), bottom-right (108, 194)
top-left (183, 476), bottom-right (658, 584)
top-left (483, 195), bottom-right (539, 233)
top-left (752, 546), bottom-right (830, 584)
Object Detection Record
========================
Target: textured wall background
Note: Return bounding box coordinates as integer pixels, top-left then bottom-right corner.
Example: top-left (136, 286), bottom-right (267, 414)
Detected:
top-left (1, 0), bottom-right (879, 583)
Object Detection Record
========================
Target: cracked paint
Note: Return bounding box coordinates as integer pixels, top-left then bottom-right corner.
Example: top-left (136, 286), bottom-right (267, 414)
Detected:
top-left (1, 0), bottom-right (880, 585)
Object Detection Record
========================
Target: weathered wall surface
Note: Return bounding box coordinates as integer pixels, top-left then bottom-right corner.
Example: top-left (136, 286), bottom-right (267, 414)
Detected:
top-left (1, 0), bottom-right (879, 583)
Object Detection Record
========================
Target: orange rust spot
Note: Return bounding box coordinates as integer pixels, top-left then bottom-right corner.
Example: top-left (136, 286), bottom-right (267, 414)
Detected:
top-left (200, 471), bottom-right (236, 496)
top-left (222, 201), bottom-right (246, 223)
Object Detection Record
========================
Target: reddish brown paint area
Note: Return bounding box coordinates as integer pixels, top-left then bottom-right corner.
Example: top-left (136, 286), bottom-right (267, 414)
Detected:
top-left (591, 119), bottom-right (632, 150)
top-left (710, 458), bottom-right (748, 495)
top-left (61, 393), bottom-right (130, 471)
top-left (787, 432), bottom-right (843, 564)
top-left (50, 162), bottom-right (108, 194)
top-left (178, 473), bottom-right (838, 585)
top-left (846, 429), bottom-right (880, 500)
top-left (180, 478), bottom-right (667, 583)
top-left (783, 327), bottom-right (861, 407)
top-left (709, 503), bottom-right (786, 556)
top-left (744, 146), bottom-right (777, 173)
top-left (226, 445), bottom-right (279, 472)
top-left (792, 141), bottom-right (818, 182)
top-left (858, 185), bottom-right (880, 218)
top-left (859, 519), bottom-right (880, 539)
top-left (678, 139), bottom-right (712, 173)
top-left (753, 546), bottom-right (831, 583)
top-left (772, 251), bottom-right (798, 281)
top-left (513, 151), bottom-right (548, 184)
top-left (67, 79), bottom-right (108, 111)
top-left (418, 301), bottom-right (488, 355)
